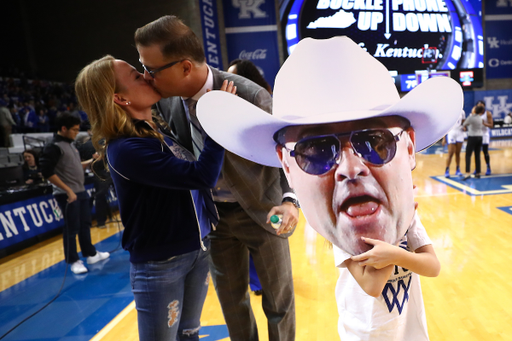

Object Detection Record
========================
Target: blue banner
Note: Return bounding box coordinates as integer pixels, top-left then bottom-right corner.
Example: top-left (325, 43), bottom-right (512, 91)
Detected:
top-left (199, 0), bottom-right (224, 70)
top-left (485, 0), bottom-right (512, 15)
top-left (490, 127), bottom-right (512, 138)
top-left (485, 19), bottom-right (512, 79)
top-left (224, 0), bottom-right (277, 27)
top-left (223, 0), bottom-right (281, 88)
top-left (485, 0), bottom-right (512, 79)
top-left (1, 184), bottom-right (118, 250)
top-left (0, 194), bottom-right (63, 249)
top-left (473, 89), bottom-right (512, 120)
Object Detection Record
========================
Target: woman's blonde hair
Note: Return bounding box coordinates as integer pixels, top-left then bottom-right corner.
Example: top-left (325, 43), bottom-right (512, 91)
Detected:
top-left (74, 55), bottom-right (164, 167)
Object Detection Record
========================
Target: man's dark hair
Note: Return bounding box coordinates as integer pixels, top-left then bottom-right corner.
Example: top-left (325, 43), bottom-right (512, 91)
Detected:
top-left (134, 15), bottom-right (205, 63)
top-left (474, 105), bottom-right (485, 114)
top-left (229, 59), bottom-right (272, 94)
top-left (476, 100), bottom-right (485, 106)
top-left (55, 112), bottom-right (81, 132)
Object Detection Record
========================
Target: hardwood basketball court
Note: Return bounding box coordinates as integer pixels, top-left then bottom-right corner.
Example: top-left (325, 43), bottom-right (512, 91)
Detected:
top-left (1, 139), bottom-right (512, 340)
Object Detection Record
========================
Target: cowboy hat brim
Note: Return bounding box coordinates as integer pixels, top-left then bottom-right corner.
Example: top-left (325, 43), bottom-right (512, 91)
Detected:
top-left (197, 75), bottom-right (463, 168)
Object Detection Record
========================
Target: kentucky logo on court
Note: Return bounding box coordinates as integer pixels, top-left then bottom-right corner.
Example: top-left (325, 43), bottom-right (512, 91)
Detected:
top-left (432, 174), bottom-right (512, 196)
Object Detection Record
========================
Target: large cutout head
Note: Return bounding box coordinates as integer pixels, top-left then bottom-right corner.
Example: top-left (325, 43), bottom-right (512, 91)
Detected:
top-left (197, 37), bottom-right (463, 254)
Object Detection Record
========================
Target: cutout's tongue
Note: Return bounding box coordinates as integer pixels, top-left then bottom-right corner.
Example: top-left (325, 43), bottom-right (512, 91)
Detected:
top-left (346, 201), bottom-right (378, 217)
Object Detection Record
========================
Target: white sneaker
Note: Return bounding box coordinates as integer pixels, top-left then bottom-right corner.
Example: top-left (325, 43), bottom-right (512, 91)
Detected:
top-left (71, 260), bottom-right (88, 274)
top-left (87, 251), bottom-right (110, 264)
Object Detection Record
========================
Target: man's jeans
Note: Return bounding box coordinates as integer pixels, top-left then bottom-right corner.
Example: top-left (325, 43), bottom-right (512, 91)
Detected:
top-left (130, 238), bottom-right (210, 341)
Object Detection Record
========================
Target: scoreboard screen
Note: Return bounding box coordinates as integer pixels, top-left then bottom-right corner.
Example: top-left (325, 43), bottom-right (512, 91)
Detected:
top-left (280, 0), bottom-right (484, 89)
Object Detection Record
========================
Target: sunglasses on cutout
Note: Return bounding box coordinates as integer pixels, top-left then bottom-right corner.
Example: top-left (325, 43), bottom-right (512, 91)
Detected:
top-left (275, 128), bottom-right (406, 175)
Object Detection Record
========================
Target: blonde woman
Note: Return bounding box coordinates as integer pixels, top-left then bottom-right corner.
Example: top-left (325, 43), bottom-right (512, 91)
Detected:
top-left (75, 55), bottom-right (227, 341)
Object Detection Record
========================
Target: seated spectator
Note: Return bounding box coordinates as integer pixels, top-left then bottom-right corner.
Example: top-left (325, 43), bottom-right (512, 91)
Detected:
top-left (505, 113), bottom-right (512, 124)
top-left (22, 149), bottom-right (43, 184)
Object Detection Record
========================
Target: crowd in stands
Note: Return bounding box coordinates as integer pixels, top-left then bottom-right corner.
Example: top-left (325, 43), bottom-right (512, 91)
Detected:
top-left (0, 74), bottom-right (88, 135)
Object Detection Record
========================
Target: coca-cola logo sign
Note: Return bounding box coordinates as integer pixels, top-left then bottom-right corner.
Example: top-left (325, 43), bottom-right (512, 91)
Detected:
top-left (239, 49), bottom-right (268, 60)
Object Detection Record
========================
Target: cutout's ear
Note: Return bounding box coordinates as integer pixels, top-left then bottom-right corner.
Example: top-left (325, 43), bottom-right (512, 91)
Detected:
top-left (113, 93), bottom-right (129, 106)
top-left (276, 145), bottom-right (293, 187)
top-left (406, 128), bottom-right (417, 171)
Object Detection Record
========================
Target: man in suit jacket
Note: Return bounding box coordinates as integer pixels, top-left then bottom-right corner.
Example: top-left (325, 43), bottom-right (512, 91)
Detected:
top-left (135, 15), bottom-right (298, 341)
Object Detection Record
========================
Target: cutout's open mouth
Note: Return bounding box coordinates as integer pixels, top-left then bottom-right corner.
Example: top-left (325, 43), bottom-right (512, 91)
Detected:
top-left (340, 195), bottom-right (380, 218)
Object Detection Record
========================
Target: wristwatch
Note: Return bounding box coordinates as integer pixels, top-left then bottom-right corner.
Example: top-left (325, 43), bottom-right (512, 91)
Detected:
top-left (282, 197), bottom-right (300, 208)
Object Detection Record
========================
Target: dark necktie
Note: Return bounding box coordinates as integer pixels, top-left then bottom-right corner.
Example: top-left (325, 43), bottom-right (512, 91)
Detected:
top-left (184, 98), bottom-right (204, 158)
top-left (165, 136), bottom-right (219, 227)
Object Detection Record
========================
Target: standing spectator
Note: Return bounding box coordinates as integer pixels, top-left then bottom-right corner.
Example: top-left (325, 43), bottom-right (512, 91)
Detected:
top-left (22, 106), bottom-right (38, 132)
top-left (474, 100), bottom-right (493, 175)
top-left (463, 105), bottom-right (485, 179)
top-left (226, 58), bottom-right (273, 295)
top-left (0, 99), bottom-right (15, 147)
top-left (136, 15), bottom-right (298, 341)
top-left (37, 108), bottom-right (50, 132)
top-left (10, 107), bottom-right (22, 133)
top-left (443, 110), bottom-right (465, 177)
top-left (504, 112), bottom-right (512, 124)
top-left (47, 106), bottom-right (58, 131)
top-left (40, 112), bottom-right (109, 274)
top-left (76, 129), bottom-right (113, 229)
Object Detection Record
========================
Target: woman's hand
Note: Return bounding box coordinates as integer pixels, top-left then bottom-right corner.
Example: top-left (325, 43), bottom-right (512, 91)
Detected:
top-left (208, 80), bottom-right (237, 95)
top-left (220, 80), bottom-right (237, 94)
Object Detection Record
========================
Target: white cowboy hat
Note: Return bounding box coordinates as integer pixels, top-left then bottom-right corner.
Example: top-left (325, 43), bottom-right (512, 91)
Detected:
top-left (197, 36), bottom-right (463, 168)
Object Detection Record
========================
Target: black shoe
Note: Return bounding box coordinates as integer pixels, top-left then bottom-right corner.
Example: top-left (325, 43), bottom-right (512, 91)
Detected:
top-left (462, 175), bottom-right (471, 181)
top-left (475, 174), bottom-right (481, 179)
